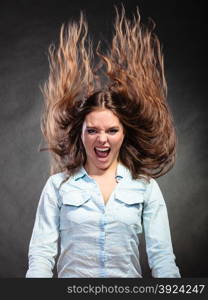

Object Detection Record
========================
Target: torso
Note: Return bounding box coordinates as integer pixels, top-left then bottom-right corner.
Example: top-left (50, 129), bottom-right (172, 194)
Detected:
top-left (93, 176), bottom-right (118, 205)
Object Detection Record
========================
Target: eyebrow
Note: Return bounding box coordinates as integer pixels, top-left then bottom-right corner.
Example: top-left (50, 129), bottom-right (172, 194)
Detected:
top-left (86, 126), bottom-right (120, 129)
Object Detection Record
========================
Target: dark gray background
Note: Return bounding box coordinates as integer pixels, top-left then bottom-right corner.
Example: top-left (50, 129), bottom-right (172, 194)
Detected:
top-left (0, 0), bottom-right (207, 278)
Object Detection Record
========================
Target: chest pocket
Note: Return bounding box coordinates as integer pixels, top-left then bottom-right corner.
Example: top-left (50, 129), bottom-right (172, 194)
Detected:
top-left (113, 190), bottom-right (144, 230)
top-left (60, 191), bottom-right (91, 228)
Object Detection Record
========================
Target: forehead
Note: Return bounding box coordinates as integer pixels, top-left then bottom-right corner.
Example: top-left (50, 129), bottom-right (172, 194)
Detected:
top-left (84, 109), bottom-right (122, 127)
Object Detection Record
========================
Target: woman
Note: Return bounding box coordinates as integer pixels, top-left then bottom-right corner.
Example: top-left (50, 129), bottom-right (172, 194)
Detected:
top-left (26, 6), bottom-right (181, 278)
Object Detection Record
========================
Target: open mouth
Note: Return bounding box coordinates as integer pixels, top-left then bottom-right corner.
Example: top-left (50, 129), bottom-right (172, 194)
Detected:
top-left (94, 147), bottom-right (111, 158)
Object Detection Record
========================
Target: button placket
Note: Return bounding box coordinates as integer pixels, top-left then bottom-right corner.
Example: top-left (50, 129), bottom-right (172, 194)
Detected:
top-left (100, 212), bottom-right (108, 271)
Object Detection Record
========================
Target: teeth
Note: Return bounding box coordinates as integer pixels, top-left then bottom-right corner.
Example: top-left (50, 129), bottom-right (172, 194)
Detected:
top-left (95, 147), bottom-right (110, 152)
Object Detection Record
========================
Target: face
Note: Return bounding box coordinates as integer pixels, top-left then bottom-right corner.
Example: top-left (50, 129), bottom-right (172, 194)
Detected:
top-left (81, 108), bottom-right (125, 173)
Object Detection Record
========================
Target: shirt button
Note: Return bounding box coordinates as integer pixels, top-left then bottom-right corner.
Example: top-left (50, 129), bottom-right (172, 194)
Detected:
top-left (116, 176), bottom-right (122, 182)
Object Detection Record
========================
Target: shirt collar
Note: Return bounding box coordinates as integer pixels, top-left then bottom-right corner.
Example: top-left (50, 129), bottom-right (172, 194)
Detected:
top-left (116, 162), bottom-right (132, 181)
top-left (74, 166), bottom-right (88, 181)
top-left (74, 162), bottom-right (131, 181)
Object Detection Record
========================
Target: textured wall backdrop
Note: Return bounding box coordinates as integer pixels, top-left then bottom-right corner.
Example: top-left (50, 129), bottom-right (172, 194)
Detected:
top-left (0, 0), bottom-right (207, 278)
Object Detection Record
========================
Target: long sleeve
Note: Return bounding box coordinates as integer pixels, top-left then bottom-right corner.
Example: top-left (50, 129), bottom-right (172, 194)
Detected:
top-left (26, 177), bottom-right (61, 278)
top-left (143, 178), bottom-right (181, 278)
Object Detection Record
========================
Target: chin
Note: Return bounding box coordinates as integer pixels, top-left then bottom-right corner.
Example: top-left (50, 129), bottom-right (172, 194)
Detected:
top-left (96, 159), bottom-right (116, 170)
top-left (96, 163), bottom-right (109, 170)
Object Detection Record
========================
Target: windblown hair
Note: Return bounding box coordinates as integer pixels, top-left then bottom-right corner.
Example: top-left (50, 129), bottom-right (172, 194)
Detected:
top-left (40, 6), bottom-right (177, 182)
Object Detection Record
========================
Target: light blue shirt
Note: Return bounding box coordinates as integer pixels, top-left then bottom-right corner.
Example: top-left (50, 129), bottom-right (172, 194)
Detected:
top-left (26, 162), bottom-right (180, 278)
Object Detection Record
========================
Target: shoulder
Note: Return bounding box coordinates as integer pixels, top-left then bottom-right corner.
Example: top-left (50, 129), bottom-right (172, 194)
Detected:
top-left (132, 176), bottom-right (157, 190)
top-left (119, 164), bottom-right (161, 197)
top-left (132, 177), bottom-right (164, 204)
top-left (142, 177), bottom-right (165, 205)
top-left (143, 177), bottom-right (160, 191)
top-left (39, 172), bottom-right (71, 206)
top-left (45, 172), bottom-right (70, 191)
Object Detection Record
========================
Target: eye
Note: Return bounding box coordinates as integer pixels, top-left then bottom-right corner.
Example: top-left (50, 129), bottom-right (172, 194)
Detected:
top-left (108, 129), bottom-right (119, 134)
top-left (87, 129), bottom-right (97, 134)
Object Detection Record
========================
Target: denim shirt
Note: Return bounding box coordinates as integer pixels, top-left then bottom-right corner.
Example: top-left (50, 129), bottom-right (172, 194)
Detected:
top-left (26, 162), bottom-right (180, 278)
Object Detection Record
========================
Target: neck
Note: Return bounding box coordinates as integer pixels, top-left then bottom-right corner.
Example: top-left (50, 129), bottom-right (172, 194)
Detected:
top-left (84, 161), bottom-right (118, 178)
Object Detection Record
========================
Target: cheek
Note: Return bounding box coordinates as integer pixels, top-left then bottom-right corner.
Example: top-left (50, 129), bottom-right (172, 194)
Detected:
top-left (112, 134), bottom-right (124, 150)
top-left (118, 132), bottom-right (125, 145)
top-left (117, 139), bottom-right (124, 150)
top-left (82, 134), bottom-right (94, 151)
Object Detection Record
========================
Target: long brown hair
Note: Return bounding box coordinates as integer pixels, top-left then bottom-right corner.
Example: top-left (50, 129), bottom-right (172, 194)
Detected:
top-left (40, 6), bottom-right (177, 182)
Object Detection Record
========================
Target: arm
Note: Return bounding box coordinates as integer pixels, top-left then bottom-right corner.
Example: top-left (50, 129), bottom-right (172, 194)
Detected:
top-left (26, 177), bottom-right (61, 278)
top-left (142, 178), bottom-right (181, 278)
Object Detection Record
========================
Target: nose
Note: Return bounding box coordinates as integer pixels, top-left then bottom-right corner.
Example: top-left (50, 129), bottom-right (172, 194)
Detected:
top-left (97, 132), bottom-right (108, 144)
